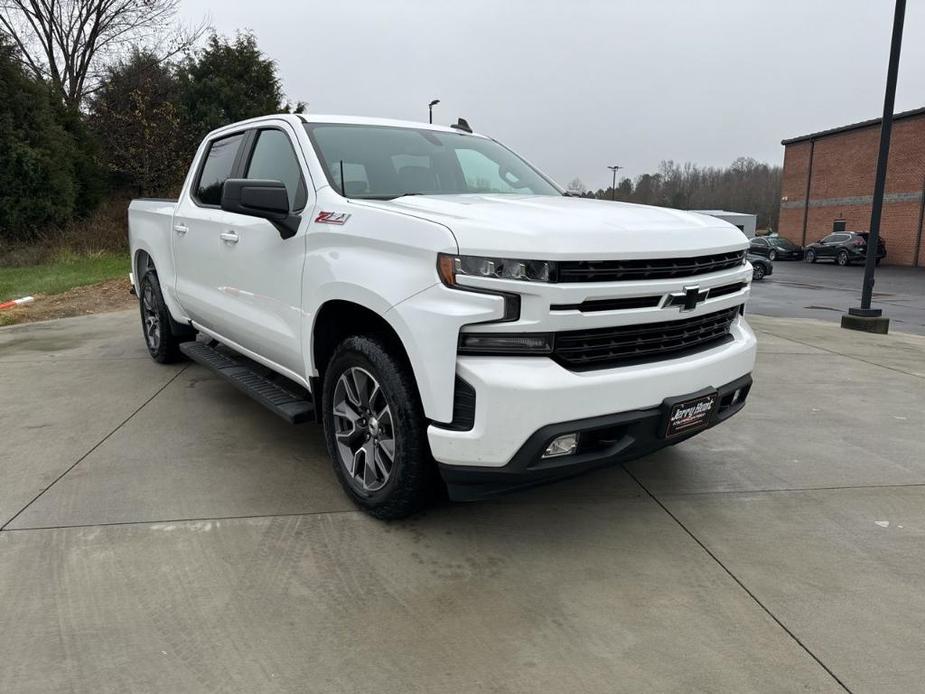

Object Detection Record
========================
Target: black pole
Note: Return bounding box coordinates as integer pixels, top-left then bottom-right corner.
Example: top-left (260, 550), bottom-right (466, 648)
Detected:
top-left (429, 104), bottom-right (433, 124)
top-left (608, 165), bottom-right (620, 201)
top-left (858, 0), bottom-right (905, 313)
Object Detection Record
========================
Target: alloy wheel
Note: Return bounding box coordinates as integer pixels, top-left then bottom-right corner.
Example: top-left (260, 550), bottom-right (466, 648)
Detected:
top-left (332, 367), bottom-right (395, 493)
top-left (141, 284), bottom-right (161, 352)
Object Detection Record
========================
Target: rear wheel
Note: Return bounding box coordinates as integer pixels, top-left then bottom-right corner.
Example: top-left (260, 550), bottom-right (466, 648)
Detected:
top-left (804, 249), bottom-right (817, 264)
top-left (768, 249), bottom-right (777, 261)
top-left (752, 263), bottom-right (766, 280)
top-left (322, 335), bottom-right (434, 519)
top-left (138, 271), bottom-right (191, 363)
top-left (837, 250), bottom-right (850, 266)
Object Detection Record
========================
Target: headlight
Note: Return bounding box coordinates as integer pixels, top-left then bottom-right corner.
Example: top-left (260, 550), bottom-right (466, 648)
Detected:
top-left (437, 253), bottom-right (555, 286)
top-left (458, 332), bottom-right (554, 355)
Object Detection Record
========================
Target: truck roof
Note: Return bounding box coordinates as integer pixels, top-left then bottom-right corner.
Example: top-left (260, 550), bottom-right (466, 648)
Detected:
top-left (206, 113), bottom-right (482, 140)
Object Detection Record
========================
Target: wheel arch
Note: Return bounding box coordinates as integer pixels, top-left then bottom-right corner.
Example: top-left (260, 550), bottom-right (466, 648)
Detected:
top-left (311, 299), bottom-right (415, 389)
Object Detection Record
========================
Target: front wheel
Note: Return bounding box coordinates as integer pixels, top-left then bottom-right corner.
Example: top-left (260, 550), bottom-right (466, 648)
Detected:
top-left (322, 335), bottom-right (435, 519)
top-left (804, 249), bottom-right (817, 264)
top-left (752, 263), bottom-right (766, 280)
top-left (768, 250), bottom-right (777, 261)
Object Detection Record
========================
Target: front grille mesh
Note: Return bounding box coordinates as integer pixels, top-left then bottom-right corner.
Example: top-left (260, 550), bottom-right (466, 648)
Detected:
top-left (554, 306), bottom-right (739, 370)
top-left (557, 251), bottom-right (746, 282)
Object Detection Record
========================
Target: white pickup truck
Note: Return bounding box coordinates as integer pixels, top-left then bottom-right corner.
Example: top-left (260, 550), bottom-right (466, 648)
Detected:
top-left (129, 113), bottom-right (756, 518)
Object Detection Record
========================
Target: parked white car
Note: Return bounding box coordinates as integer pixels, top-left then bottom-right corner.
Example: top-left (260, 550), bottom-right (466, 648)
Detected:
top-left (129, 113), bottom-right (756, 518)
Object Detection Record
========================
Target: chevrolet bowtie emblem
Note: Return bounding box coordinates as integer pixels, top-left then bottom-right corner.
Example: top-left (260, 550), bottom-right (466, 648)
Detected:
top-left (667, 286), bottom-right (709, 312)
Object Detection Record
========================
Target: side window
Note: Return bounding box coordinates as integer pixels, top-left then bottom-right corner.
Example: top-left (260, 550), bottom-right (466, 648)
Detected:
top-left (752, 238), bottom-right (768, 246)
top-left (245, 129), bottom-right (307, 210)
top-left (821, 234), bottom-right (837, 243)
top-left (195, 133), bottom-right (245, 206)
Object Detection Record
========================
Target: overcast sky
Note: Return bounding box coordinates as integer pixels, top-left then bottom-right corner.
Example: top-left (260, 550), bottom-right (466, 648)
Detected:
top-left (180, 0), bottom-right (925, 190)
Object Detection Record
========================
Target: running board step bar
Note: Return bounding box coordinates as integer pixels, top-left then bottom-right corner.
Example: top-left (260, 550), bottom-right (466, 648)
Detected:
top-left (180, 341), bottom-right (314, 424)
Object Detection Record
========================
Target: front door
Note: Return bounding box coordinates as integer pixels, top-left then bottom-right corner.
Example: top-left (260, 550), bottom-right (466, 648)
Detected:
top-left (174, 123), bottom-right (313, 378)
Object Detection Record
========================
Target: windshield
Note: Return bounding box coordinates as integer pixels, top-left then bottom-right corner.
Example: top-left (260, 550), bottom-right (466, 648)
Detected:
top-left (304, 123), bottom-right (561, 199)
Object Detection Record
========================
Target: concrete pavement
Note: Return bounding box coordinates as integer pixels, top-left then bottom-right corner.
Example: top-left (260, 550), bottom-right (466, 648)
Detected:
top-left (1, 309), bottom-right (924, 693)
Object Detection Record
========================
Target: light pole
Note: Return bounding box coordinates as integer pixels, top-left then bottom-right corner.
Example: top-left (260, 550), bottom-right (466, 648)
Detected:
top-left (843, 0), bottom-right (905, 335)
top-left (428, 99), bottom-right (440, 124)
top-left (607, 165), bottom-right (622, 201)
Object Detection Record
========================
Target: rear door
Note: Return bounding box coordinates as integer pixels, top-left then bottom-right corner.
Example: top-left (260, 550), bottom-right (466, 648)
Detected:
top-left (749, 237), bottom-right (769, 257)
top-left (173, 130), bottom-right (249, 330)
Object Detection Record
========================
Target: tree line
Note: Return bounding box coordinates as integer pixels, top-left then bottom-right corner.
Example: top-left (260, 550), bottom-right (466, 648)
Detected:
top-left (1, 0), bottom-right (782, 247)
top-left (0, 0), bottom-right (299, 243)
top-left (568, 158), bottom-right (783, 230)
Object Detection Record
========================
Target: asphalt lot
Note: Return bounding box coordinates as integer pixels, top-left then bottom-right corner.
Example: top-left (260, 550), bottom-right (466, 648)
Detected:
top-left (748, 260), bottom-right (925, 335)
top-left (2, 309), bottom-right (925, 693)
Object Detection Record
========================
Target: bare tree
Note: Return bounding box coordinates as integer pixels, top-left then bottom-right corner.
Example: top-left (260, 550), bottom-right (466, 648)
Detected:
top-left (0, 0), bottom-right (206, 109)
top-left (566, 177), bottom-right (587, 195)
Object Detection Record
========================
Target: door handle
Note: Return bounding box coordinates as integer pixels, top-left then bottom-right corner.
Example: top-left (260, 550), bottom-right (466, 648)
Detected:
top-left (220, 231), bottom-right (239, 244)
top-left (173, 224), bottom-right (189, 235)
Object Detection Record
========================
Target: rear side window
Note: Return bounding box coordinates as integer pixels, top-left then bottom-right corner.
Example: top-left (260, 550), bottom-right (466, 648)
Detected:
top-left (752, 238), bottom-right (768, 246)
top-left (245, 129), bottom-right (307, 210)
top-left (195, 133), bottom-right (245, 206)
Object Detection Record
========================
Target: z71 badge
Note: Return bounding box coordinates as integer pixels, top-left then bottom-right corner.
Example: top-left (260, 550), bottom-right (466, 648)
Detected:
top-left (315, 211), bottom-right (351, 225)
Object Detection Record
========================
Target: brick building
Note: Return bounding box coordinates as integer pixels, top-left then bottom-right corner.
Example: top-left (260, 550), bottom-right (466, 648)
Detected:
top-left (778, 107), bottom-right (925, 266)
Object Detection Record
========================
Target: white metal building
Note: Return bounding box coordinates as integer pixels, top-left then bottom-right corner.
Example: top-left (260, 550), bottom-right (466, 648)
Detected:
top-left (691, 210), bottom-right (757, 238)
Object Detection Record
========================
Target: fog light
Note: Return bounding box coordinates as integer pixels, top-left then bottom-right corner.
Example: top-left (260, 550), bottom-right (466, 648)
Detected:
top-left (543, 433), bottom-right (579, 458)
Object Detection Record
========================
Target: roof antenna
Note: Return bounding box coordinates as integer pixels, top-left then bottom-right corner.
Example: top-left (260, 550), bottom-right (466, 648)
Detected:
top-left (339, 160), bottom-right (346, 196)
top-left (450, 117), bottom-right (472, 133)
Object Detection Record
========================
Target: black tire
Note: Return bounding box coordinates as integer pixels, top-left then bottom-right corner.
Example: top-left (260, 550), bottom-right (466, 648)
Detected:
top-left (138, 271), bottom-right (191, 363)
top-left (837, 250), bottom-right (850, 266)
top-left (322, 335), bottom-right (434, 519)
top-left (752, 263), bottom-right (766, 280)
top-left (805, 249), bottom-right (816, 264)
top-left (768, 249), bottom-right (777, 261)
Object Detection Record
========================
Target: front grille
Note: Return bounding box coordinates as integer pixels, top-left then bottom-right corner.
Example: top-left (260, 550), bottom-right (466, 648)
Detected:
top-left (557, 250), bottom-right (746, 282)
top-left (553, 306), bottom-right (740, 371)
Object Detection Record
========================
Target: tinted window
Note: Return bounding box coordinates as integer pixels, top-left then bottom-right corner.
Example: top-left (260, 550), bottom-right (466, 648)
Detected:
top-left (752, 238), bottom-right (768, 246)
top-left (196, 133), bottom-right (244, 205)
top-left (305, 123), bottom-right (560, 199)
top-left (821, 234), bottom-right (838, 243)
top-left (833, 234), bottom-right (850, 243)
top-left (245, 129), bottom-right (307, 210)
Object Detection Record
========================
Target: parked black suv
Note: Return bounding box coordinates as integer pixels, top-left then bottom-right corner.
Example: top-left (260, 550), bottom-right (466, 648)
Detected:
top-left (749, 236), bottom-right (803, 261)
top-left (804, 231), bottom-right (887, 266)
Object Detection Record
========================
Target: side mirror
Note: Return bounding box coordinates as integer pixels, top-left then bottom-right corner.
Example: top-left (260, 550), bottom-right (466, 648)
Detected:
top-left (221, 179), bottom-right (300, 239)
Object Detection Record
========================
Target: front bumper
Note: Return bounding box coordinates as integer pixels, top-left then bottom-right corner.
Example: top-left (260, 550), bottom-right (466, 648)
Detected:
top-left (439, 373), bottom-right (752, 500)
top-left (428, 316), bottom-right (756, 475)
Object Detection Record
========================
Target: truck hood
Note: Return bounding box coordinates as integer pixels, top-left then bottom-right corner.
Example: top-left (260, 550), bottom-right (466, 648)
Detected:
top-left (354, 194), bottom-right (747, 259)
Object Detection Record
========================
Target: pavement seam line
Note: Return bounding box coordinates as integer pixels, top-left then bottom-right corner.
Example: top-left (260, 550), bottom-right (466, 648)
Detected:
top-left (657, 481), bottom-right (925, 498)
top-left (0, 364), bottom-right (190, 532)
top-left (1, 508), bottom-right (363, 533)
top-left (622, 464), bottom-right (854, 694)
top-left (757, 326), bottom-right (925, 380)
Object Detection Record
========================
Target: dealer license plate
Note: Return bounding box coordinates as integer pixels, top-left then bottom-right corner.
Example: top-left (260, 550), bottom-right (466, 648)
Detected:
top-left (663, 392), bottom-right (718, 439)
